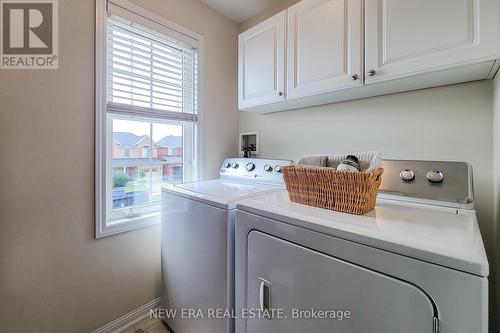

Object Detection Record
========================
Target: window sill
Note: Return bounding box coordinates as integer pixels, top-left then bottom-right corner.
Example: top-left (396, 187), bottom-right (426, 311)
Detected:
top-left (96, 211), bottom-right (161, 239)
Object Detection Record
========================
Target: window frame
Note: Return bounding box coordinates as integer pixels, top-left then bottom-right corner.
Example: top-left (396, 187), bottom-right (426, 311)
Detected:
top-left (95, 0), bottom-right (204, 238)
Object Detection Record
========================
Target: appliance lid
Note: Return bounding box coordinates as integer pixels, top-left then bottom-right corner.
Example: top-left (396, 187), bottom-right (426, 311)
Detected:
top-left (162, 179), bottom-right (279, 209)
top-left (236, 190), bottom-right (488, 277)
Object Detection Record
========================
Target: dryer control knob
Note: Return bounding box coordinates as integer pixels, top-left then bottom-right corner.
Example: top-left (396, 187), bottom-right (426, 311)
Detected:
top-left (224, 162), bottom-right (231, 168)
top-left (264, 164), bottom-right (273, 172)
top-left (427, 170), bottom-right (444, 183)
top-left (231, 162), bottom-right (239, 169)
top-left (275, 165), bottom-right (282, 173)
top-left (400, 169), bottom-right (415, 181)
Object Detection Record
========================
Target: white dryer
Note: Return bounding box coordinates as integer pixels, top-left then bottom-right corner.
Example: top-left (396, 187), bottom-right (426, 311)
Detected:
top-left (161, 158), bottom-right (292, 333)
top-left (235, 160), bottom-right (488, 333)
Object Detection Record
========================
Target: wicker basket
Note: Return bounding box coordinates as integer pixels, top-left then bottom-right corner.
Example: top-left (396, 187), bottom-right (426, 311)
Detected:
top-left (282, 166), bottom-right (384, 215)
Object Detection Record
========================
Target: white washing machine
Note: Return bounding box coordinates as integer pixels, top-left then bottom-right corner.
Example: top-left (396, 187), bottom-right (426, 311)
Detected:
top-left (235, 160), bottom-right (488, 333)
top-left (161, 158), bottom-right (293, 333)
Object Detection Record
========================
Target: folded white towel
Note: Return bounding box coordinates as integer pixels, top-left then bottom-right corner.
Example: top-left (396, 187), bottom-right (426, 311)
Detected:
top-left (296, 155), bottom-right (328, 167)
top-left (327, 151), bottom-right (382, 172)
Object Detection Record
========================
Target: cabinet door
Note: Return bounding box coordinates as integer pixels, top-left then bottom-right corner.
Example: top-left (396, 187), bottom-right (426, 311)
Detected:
top-left (244, 231), bottom-right (436, 333)
top-left (287, 0), bottom-right (363, 99)
top-left (238, 12), bottom-right (286, 109)
top-left (365, 0), bottom-right (500, 84)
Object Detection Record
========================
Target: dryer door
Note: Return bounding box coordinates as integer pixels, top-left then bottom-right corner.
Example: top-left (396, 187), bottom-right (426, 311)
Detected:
top-left (245, 231), bottom-right (437, 333)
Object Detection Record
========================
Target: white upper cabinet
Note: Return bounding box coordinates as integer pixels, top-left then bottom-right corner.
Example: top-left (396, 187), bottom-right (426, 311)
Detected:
top-left (238, 0), bottom-right (500, 112)
top-left (365, 0), bottom-right (500, 83)
top-left (287, 0), bottom-right (363, 99)
top-left (238, 11), bottom-right (286, 109)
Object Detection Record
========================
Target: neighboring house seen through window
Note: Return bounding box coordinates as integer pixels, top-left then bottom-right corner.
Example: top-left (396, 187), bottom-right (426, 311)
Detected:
top-left (95, 0), bottom-right (202, 238)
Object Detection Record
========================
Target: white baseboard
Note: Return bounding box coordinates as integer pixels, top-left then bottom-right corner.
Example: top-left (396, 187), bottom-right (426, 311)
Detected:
top-left (90, 297), bottom-right (161, 333)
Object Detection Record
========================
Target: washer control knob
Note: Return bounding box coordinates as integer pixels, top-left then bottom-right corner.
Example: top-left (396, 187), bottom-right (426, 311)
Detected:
top-left (231, 162), bottom-right (239, 169)
top-left (399, 169), bottom-right (415, 181)
top-left (224, 162), bottom-right (231, 168)
top-left (246, 162), bottom-right (255, 172)
top-left (264, 164), bottom-right (273, 172)
top-left (427, 170), bottom-right (444, 183)
top-left (275, 165), bottom-right (282, 173)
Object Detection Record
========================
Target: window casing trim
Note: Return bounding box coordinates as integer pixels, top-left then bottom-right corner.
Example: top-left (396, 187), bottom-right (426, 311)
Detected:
top-left (95, 0), bottom-right (204, 238)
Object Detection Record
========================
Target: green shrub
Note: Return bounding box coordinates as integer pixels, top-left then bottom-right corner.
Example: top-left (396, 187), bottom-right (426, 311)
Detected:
top-left (113, 172), bottom-right (130, 188)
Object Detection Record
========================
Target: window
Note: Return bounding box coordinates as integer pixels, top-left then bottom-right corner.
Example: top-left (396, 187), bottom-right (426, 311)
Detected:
top-left (95, 0), bottom-right (203, 238)
top-left (167, 146), bottom-right (179, 156)
top-left (142, 146), bottom-right (150, 158)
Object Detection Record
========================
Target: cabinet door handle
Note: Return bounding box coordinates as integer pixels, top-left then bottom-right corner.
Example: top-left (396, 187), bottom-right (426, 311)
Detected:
top-left (259, 278), bottom-right (271, 319)
top-left (351, 74), bottom-right (359, 80)
top-left (278, 91), bottom-right (284, 96)
top-left (368, 69), bottom-right (376, 76)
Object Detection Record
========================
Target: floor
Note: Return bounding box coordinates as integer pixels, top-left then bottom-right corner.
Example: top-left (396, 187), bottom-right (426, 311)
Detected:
top-left (119, 316), bottom-right (170, 333)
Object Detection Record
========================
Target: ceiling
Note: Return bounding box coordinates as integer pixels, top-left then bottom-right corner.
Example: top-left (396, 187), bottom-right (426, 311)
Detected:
top-left (201, 0), bottom-right (280, 23)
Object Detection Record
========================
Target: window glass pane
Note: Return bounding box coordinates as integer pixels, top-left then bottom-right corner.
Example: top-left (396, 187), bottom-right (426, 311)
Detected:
top-left (154, 122), bottom-right (184, 185)
top-left (109, 116), bottom-right (184, 223)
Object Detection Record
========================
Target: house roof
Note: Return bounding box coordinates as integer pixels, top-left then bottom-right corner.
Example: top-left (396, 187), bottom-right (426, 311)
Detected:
top-left (113, 132), bottom-right (182, 148)
top-left (161, 156), bottom-right (183, 164)
top-left (112, 158), bottom-right (167, 166)
top-left (157, 135), bottom-right (182, 147)
top-left (113, 132), bottom-right (147, 146)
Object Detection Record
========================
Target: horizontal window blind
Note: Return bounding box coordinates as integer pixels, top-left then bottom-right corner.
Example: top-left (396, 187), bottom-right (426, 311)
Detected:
top-left (106, 15), bottom-right (198, 121)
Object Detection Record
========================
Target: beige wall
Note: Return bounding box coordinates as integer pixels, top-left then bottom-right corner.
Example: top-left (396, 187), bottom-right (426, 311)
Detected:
top-left (238, 0), bottom-right (299, 31)
top-left (0, 0), bottom-right (238, 332)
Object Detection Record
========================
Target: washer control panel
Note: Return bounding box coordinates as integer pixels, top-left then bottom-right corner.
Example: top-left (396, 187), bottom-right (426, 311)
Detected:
top-left (380, 160), bottom-right (473, 208)
top-left (220, 158), bottom-right (293, 185)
